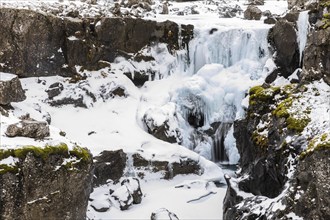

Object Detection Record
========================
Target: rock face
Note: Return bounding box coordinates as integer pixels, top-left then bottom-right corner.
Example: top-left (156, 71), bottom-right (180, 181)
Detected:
top-left (289, 150), bottom-right (330, 219)
top-left (0, 73), bottom-right (26, 105)
top-left (268, 20), bottom-right (300, 78)
top-left (0, 145), bottom-right (94, 220)
top-left (0, 8), bottom-right (67, 77)
top-left (223, 82), bottom-right (330, 219)
top-left (0, 8), bottom-right (194, 78)
top-left (302, 28), bottom-right (330, 85)
top-left (244, 5), bottom-right (262, 20)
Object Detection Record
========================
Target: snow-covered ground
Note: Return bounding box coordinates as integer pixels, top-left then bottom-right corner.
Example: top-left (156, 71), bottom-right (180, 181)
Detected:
top-left (2, 1), bottom-right (319, 219)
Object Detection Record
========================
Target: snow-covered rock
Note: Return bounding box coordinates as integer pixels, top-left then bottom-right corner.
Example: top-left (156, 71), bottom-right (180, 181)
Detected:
top-left (0, 73), bottom-right (26, 105)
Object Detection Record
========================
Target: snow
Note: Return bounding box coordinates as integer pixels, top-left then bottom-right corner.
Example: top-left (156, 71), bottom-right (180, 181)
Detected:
top-left (0, 156), bottom-right (18, 166)
top-left (0, 72), bottom-right (16, 81)
top-left (88, 175), bottom-right (227, 220)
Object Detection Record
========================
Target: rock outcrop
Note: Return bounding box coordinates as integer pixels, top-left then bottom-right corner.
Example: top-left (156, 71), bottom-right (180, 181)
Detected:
top-left (267, 20), bottom-right (300, 78)
top-left (0, 73), bottom-right (26, 105)
top-left (223, 81), bottom-right (330, 219)
top-left (0, 8), bottom-right (194, 78)
top-left (302, 25), bottom-right (330, 85)
top-left (0, 144), bottom-right (94, 220)
top-left (93, 150), bottom-right (127, 186)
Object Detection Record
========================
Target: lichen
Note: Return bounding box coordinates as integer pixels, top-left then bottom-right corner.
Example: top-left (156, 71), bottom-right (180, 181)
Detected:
top-left (13, 144), bottom-right (69, 160)
top-left (300, 133), bottom-right (330, 159)
top-left (0, 164), bottom-right (19, 175)
top-left (252, 131), bottom-right (268, 148)
top-left (286, 116), bottom-right (311, 133)
top-left (272, 97), bottom-right (293, 118)
top-left (69, 146), bottom-right (91, 163)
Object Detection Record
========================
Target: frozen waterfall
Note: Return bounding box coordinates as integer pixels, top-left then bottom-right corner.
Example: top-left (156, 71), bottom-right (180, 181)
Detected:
top-left (296, 10), bottom-right (310, 65)
top-left (141, 23), bottom-right (274, 164)
top-left (173, 25), bottom-right (272, 163)
top-left (188, 27), bottom-right (270, 75)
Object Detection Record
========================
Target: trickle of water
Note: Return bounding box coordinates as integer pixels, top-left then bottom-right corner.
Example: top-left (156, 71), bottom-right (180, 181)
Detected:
top-left (124, 153), bottom-right (136, 177)
top-left (213, 123), bottom-right (232, 162)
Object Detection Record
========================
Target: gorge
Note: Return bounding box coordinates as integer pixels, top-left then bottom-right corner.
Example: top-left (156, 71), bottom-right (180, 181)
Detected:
top-left (0, 0), bottom-right (329, 219)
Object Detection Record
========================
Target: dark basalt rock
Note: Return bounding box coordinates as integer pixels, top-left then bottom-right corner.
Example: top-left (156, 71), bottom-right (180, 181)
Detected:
top-left (124, 71), bottom-right (151, 87)
top-left (267, 20), bottom-right (300, 78)
top-left (301, 28), bottom-right (330, 85)
top-left (0, 8), bottom-right (194, 78)
top-left (93, 150), bottom-right (127, 186)
top-left (0, 74), bottom-right (26, 105)
top-left (49, 96), bottom-right (87, 108)
top-left (46, 82), bottom-right (64, 99)
top-left (0, 8), bottom-right (67, 77)
top-left (171, 158), bottom-right (200, 177)
top-left (0, 148), bottom-right (94, 220)
top-left (223, 175), bottom-right (243, 220)
top-left (291, 149), bottom-right (330, 219)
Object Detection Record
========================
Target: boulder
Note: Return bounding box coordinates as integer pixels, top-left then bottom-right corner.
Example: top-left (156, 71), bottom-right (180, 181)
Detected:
top-left (121, 178), bottom-right (143, 204)
top-left (111, 178), bottom-right (143, 211)
top-left (244, 5), bottom-right (262, 20)
top-left (93, 150), bottom-right (127, 186)
top-left (0, 145), bottom-right (94, 220)
top-left (6, 120), bottom-right (50, 139)
top-left (0, 73), bottom-right (26, 105)
top-left (46, 82), bottom-right (64, 99)
top-left (267, 20), bottom-right (300, 78)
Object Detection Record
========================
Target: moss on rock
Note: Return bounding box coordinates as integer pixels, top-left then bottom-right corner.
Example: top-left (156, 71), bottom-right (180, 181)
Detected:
top-left (300, 133), bottom-right (330, 159)
top-left (249, 85), bottom-right (280, 106)
top-left (0, 144), bottom-right (92, 174)
top-left (252, 131), bottom-right (268, 148)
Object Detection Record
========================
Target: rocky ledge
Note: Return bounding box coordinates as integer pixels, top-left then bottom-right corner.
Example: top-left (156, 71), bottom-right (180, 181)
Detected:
top-left (0, 144), bottom-right (94, 220)
top-left (0, 8), bottom-right (193, 79)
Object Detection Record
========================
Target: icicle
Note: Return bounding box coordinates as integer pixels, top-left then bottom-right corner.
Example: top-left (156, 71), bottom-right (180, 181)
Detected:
top-left (297, 10), bottom-right (310, 66)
